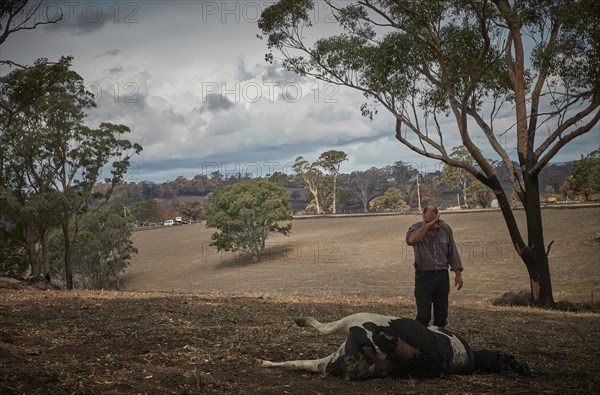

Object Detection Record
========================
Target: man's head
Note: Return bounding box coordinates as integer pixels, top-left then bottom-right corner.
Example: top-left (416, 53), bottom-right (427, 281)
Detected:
top-left (422, 205), bottom-right (439, 223)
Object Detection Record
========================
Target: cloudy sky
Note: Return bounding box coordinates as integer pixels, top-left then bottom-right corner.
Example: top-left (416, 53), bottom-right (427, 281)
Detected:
top-left (2, 1), bottom-right (598, 182)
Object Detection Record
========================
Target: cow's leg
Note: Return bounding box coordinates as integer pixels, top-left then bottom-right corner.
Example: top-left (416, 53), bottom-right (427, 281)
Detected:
top-left (258, 354), bottom-right (333, 373)
top-left (294, 315), bottom-right (356, 335)
top-left (295, 313), bottom-right (392, 335)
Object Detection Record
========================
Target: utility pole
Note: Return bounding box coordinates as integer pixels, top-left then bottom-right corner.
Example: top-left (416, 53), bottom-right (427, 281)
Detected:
top-left (414, 174), bottom-right (422, 212)
top-left (457, 193), bottom-right (460, 208)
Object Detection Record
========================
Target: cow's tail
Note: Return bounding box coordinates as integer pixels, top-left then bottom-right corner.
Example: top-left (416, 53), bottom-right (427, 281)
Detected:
top-left (472, 350), bottom-right (530, 376)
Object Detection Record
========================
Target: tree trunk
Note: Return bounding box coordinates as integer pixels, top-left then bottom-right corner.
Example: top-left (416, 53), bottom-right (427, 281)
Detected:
top-left (522, 173), bottom-right (555, 306)
top-left (25, 227), bottom-right (40, 277)
top-left (40, 228), bottom-right (49, 277)
top-left (308, 186), bottom-right (321, 214)
top-left (62, 222), bottom-right (73, 290)
top-left (488, 175), bottom-right (555, 307)
top-left (332, 176), bottom-right (337, 214)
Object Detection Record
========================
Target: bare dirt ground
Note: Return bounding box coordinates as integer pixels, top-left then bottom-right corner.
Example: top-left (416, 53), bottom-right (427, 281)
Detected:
top-left (1, 207), bottom-right (598, 394)
top-left (1, 291), bottom-right (599, 394)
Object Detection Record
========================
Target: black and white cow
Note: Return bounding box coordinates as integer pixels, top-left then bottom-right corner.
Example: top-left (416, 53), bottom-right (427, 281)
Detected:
top-left (258, 313), bottom-right (529, 380)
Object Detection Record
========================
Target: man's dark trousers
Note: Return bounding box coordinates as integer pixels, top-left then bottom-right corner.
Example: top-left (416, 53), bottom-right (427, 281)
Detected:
top-left (414, 269), bottom-right (450, 327)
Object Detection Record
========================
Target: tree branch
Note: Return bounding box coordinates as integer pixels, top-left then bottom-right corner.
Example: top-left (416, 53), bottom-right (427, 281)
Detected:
top-left (0, 1), bottom-right (62, 47)
top-left (467, 106), bottom-right (525, 198)
top-left (527, 16), bottom-right (562, 137)
top-left (534, 99), bottom-right (600, 159)
top-left (533, 107), bottom-right (600, 174)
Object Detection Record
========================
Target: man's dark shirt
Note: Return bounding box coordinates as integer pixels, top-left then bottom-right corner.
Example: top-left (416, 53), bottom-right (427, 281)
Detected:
top-left (406, 222), bottom-right (463, 271)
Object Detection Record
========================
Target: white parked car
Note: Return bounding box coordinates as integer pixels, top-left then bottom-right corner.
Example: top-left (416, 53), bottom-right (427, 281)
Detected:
top-left (175, 216), bottom-right (182, 222)
top-left (163, 219), bottom-right (174, 226)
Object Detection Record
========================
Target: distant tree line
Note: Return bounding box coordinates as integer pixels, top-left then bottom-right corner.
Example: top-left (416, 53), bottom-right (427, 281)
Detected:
top-left (105, 147), bottom-right (596, 219)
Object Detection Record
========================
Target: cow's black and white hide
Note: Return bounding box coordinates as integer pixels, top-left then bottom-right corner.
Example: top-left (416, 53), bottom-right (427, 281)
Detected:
top-left (258, 313), bottom-right (529, 380)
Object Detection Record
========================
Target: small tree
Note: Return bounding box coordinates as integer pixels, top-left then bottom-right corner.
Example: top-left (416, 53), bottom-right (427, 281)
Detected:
top-left (179, 200), bottom-right (206, 222)
top-left (351, 168), bottom-right (383, 213)
top-left (410, 183), bottom-right (437, 208)
top-left (293, 156), bottom-right (324, 214)
top-left (318, 150), bottom-right (348, 214)
top-left (559, 176), bottom-right (573, 202)
top-left (206, 180), bottom-right (292, 261)
top-left (48, 209), bottom-right (137, 290)
top-left (436, 147), bottom-right (476, 208)
top-left (369, 187), bottom-right (409, 213)
top-left (0, 228), bottom-right (28, 278)
top-left (467, 181), bottom-right (495, 208)
top-left (569, 149), bottom-right (600, 201)
top-left (130, 199), bottom-right (166, 225)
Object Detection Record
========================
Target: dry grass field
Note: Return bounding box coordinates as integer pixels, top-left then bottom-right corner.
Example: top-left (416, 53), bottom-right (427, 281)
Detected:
top-left (123, 207), bottom-right (600, 304)
top-left (1, 207), bottom-right (599, 394)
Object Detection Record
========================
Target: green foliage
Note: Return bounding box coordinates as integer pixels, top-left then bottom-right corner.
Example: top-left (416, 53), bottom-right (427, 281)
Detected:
top-left (369, 187), bottom-right (409, 213)
top-left (259, 0), bottom-right (597, 116)
top-left (0, 230), bottom-right (28, 278)
top-left (318, 150), bottom-right (348, 214)
top-left (48, 211), bottom-right (137, 289)
top-left (293, 151), bottom-right (348, 213)
top-left (436, 146), bottom-right (477, 206)
top-left (466, 180), bottom-right (495, 208)
top-left (268, 171), bottom-right (295, 187)
top-left (131, 199), bottom-right (166, 224)
top-left (206, 180), bottom-right (292, 261)
top-left (0, 56), bottom-right (142, 288)
top-left (293, 156), bottom-right (324, 213)
top-left (569, 149), bottom-right (600, 201)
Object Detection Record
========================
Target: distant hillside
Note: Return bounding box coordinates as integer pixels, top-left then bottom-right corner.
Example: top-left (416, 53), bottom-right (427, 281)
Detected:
top-left (102, 162), bottom-right (574, 213)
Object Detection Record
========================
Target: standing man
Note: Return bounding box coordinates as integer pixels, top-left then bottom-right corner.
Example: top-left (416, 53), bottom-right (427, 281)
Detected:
top-left (406, 205), bottom-right (463, 327)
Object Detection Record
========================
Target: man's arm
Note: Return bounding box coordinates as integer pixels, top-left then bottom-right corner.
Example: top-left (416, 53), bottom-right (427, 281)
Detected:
top-left (406, 218), bottom-right (442, 246)
top-left (446, 226), bottom-right (464, 290)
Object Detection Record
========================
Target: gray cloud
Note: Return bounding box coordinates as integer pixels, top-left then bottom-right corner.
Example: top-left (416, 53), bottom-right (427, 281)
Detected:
top-left (307, 107), bottom-right (354, 123)
top-left (199, 94), bottom-right (235, 113)
top-left (96, 49), bottom-right (121, 58)
top-left (162, 109), bottom-right (186, 125)
top-left (236, 59), bottom-right (254, 81)
top-left (5, 1), bottom-right (591, 183)
top-left (261, 63), bottom-right (304, 85)
top-left (108, 66), bottom-right (124, 75)
top-left (44, 5), bottom-right (114, 35)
